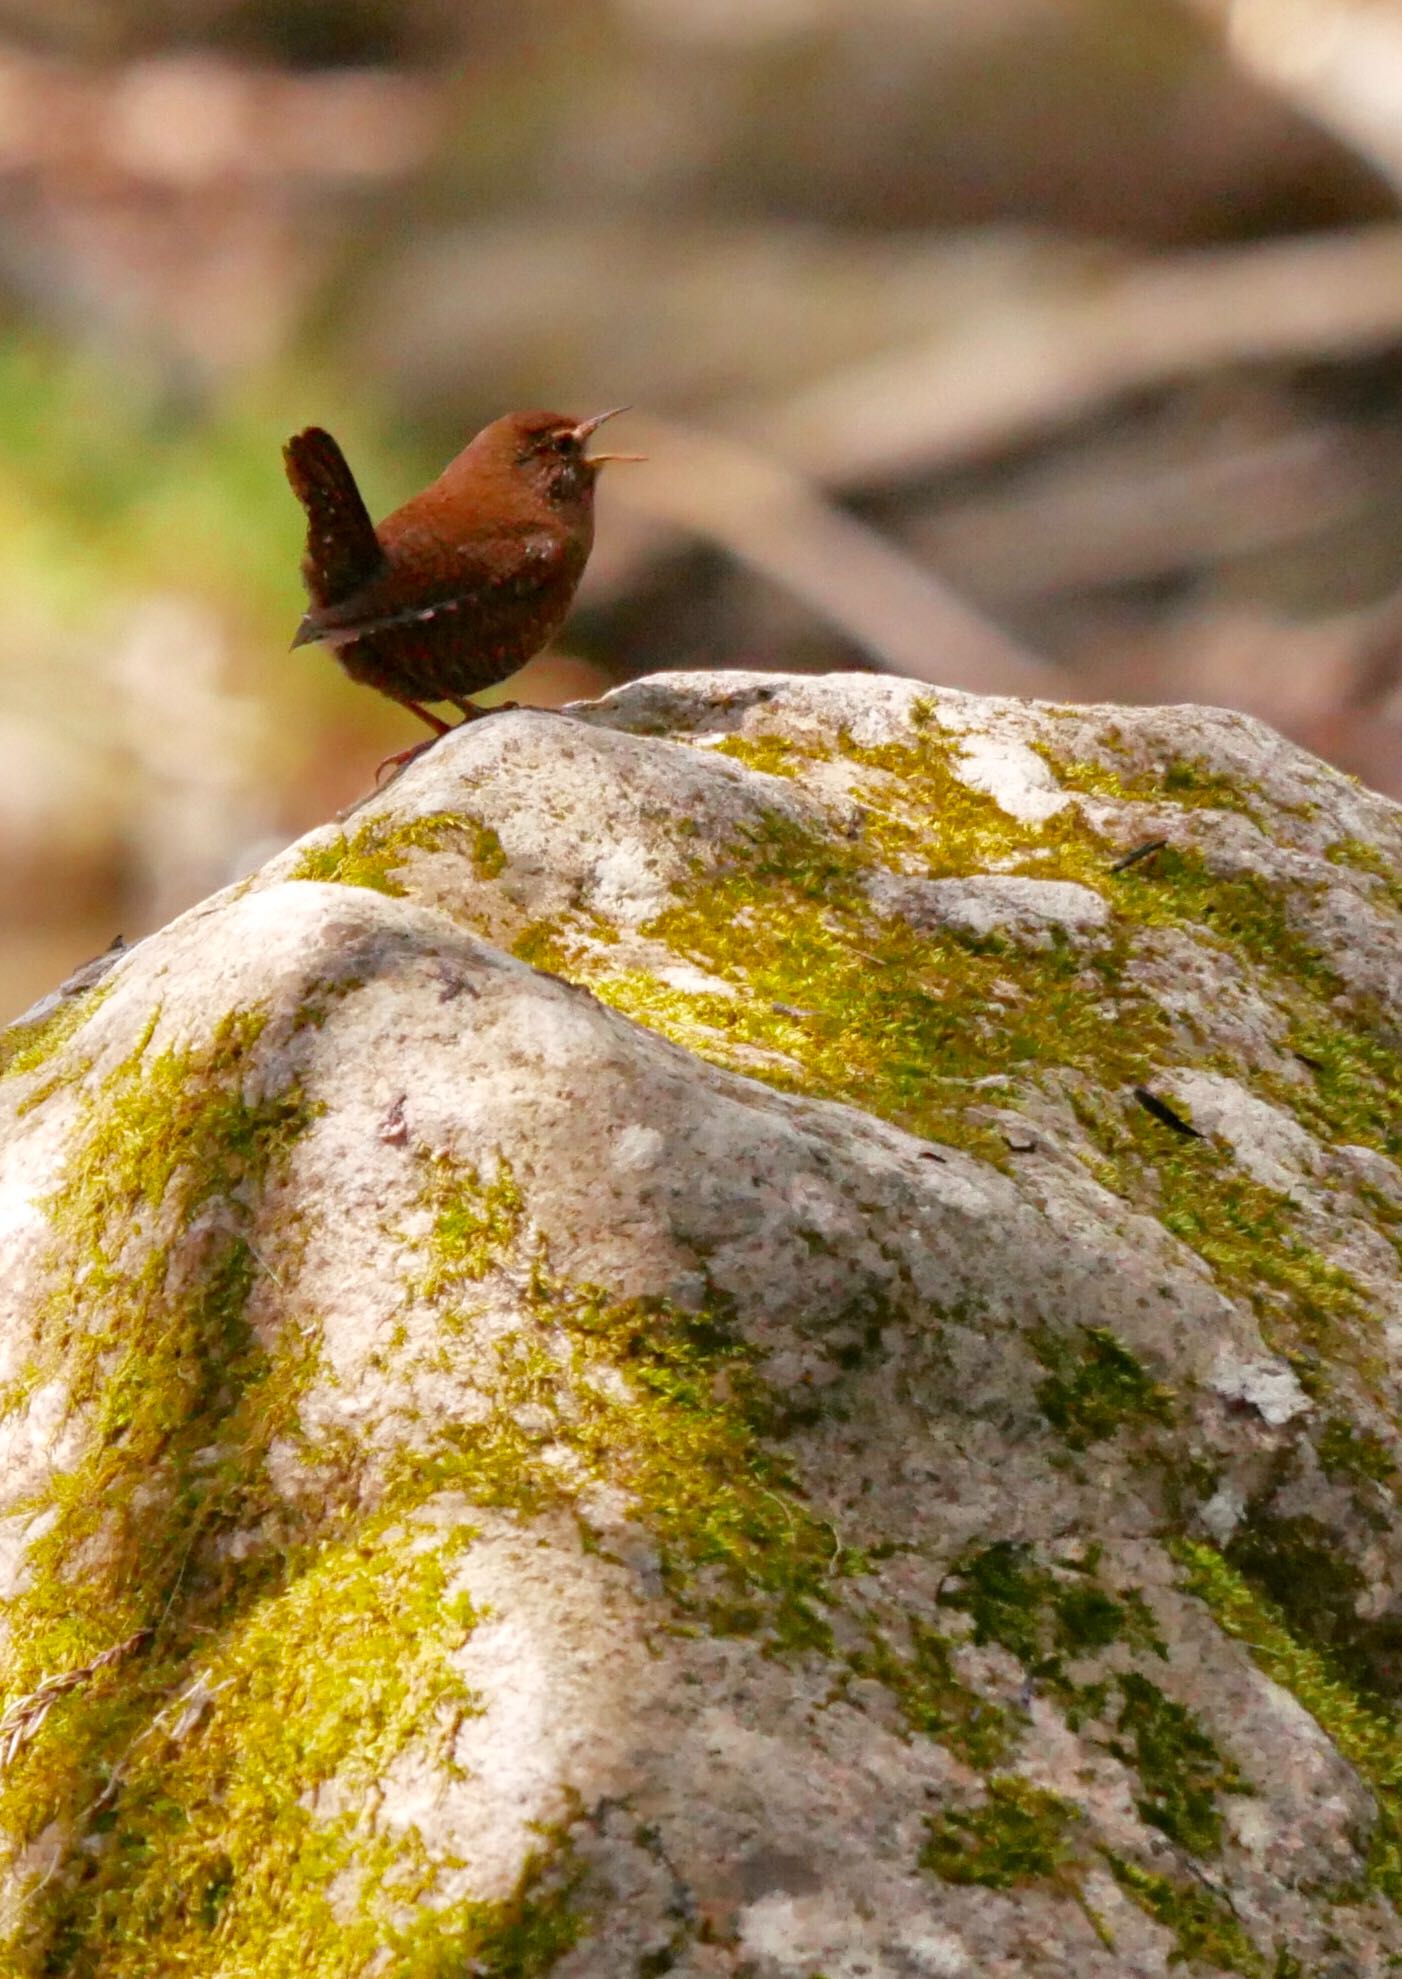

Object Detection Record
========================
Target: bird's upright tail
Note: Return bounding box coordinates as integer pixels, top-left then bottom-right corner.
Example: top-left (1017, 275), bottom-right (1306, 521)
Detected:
top-left (283, 426), bottom-right (385, 623)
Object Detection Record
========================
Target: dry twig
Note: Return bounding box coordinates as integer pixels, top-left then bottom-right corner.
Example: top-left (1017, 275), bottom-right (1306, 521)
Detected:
top-left (0, 1628), bottom-right (151, 1772)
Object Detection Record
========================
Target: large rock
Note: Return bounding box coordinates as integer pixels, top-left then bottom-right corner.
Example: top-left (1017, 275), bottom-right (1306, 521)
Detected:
top-left (3, 670), bottom-right (1402, 1975)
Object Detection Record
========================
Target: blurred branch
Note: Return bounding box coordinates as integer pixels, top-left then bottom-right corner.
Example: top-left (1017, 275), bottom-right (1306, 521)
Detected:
top-left (757, 224), bottom-right (1402, 488)
top-left (600, 420), bottom-right (1062, 697)
top-left (911, 424), bottom-right (1385, 600)
top-left (592, 229), bottom-right (1402, 690)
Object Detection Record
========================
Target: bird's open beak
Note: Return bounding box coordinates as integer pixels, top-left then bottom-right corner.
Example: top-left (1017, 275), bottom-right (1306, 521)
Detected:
top-left (573, 405), bottom-right (647, 466)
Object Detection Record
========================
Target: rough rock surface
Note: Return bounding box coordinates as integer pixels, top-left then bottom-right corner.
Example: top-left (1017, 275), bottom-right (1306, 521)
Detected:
top-left (3, 670), bottom-right (1402, 1975)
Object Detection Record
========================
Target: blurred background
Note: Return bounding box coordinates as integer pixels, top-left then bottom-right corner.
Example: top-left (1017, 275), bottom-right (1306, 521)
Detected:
top-left (7, 0), bottom-right (1402, 1016)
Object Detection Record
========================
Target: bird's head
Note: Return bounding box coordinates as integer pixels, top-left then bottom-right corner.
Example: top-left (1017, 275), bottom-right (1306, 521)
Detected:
top-left (476, 407), bottom-right (643, 513)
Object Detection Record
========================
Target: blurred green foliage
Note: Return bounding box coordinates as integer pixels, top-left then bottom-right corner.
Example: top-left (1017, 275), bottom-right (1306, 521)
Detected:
top-left (0, 336), bottom-right (424, 660)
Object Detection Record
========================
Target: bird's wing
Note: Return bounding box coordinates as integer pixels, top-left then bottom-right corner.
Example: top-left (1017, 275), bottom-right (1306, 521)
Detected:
top-left (292, 528), bottom-right (570, 649)
top-left (283, 427), bottom-right (386, 617)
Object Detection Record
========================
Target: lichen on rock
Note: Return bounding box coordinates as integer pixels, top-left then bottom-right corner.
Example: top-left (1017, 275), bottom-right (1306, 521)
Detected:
top-left (3, 669), bottom-right (1402, 1974)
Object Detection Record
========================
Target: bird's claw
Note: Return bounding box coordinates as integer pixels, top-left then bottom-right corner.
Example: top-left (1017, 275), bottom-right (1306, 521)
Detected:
top-left (374, 737), bottom-right (438, 786)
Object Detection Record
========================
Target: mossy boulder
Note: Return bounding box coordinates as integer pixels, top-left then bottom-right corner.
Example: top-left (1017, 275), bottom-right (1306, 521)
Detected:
top-left (3, 670), bottom-right (1402, 1975)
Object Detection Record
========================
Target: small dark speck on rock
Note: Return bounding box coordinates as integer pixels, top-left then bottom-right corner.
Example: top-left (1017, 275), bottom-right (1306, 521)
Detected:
top-left (1110, 837), bottom-right (1168, 874)
top-left (535, 970), bottom-right (598, 1001)
top-left (1133, 1087), bottom-right (1204, 1138)
top-left (436, 964), bottom-right (479, 1002)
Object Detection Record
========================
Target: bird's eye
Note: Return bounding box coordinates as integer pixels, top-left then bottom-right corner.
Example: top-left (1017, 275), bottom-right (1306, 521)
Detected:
top-left (552, 430), bottom-right (578, 455)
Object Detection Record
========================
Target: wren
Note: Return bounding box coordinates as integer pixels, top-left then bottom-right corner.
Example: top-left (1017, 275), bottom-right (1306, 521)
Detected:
top-left (284, 406), bottom-right (640, 756)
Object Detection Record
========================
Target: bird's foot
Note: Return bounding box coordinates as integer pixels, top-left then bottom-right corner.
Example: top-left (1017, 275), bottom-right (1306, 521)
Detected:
top-left (369, 700), bottom-right (522, 792)
top-left (373, 736), bottom-right (440, 787)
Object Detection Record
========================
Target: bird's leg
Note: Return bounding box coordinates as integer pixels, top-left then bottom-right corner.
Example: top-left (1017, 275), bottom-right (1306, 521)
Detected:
top-left (374, 701), bottom-right (454, 785)
top-left (371, 697), bottom-right (522, 787)
top-left (374, 741), bottom-right (434, 785)
top-left (447, 697), bottom-right (520, 720)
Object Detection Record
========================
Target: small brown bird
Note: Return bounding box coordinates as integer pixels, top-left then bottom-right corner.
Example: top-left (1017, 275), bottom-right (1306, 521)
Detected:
top-left (283, 406), bottom-right (640, 764)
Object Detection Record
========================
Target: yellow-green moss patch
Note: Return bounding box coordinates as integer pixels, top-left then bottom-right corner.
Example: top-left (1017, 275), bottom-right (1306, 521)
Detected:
top-left (713, 732), bottom-right (805, 779)
top-left (0, 980), bottom-right (112, 1080)
top-left (290, 812), bottom-right (505, 897)
top-left (1176, 1538), bottom-right (1402, 1902)
top-left (1225, 1510), bottom-right (1402, 1707)
top-left (1104, 1855), bottom-right (1266, 1975)
top-left (1326, 837), bottom-right (1402, 915)
top-left (1038, 744), bottom-right (1267, 823)
top-left (0, 1007), bottom-right (541, 1971)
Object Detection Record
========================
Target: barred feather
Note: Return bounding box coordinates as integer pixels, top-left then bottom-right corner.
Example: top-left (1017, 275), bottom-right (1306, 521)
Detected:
top-left (283, 426), bottom-right (384, 617)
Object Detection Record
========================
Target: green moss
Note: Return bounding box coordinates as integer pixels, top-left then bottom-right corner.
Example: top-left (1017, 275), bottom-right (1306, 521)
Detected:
top-left (1265, 1015), bottom-right (1402, 1165)
top-left (518, 730), bottom-right (1390, 1400)
top-left (936, 1542), bottom-right (1246, 1863)
top-left (512, 921), bottom-right (578, 975)
top-left (33, 1518), bottom-right (484, 1976)
top-left (1109, 1672), bottom-right (1247, 1855)
top-left (397, 1158), bottom-right (1046, 1767)
top-left (1077, 1085), bottom-right (1384, 1386)
top-left (428, 1279), bottom-right (851, 1655)
top-left (1031, 1326), bottom-right (1176, 1448)
top-left (417, 1152), bottom-right (526, 1295)
top-left (839, 722), bottom-right (1110, 880)
top-left (1318, 1417), bottom-right (1397, 1487)
top-left (594, 809), bottom-right (1146, 1167)
top-left (1326, 837), bottom-right (1402, 914)
top-left (0, 1011), bottom-right (611, 1971)
top-left (290, 811), bottom-right (504, 897)
top-left (1176, 1538), bottom-right (1402, 1901)
top-left (847, 1617), bottom-right (1010, 1769)
top-left (1040, 746), bottom-right (1266, 821)
top-left (0, 980), bottom-right (111, 1079)
top-left (471, 821), bottom-right (508, 878)
top-left (1116, 843), bottom-right (1327, 986)
top-left (713, 733), bottom-right (804, 779)
top-left (0, 1021), bottom-right (458, 1966)
top-left (938, 1541), bottom-right (1165, 1688)
top-left (921, 1776), bottom-right (1080, 1891)
top-left (939, 1541), bottom-right (1056, 1667)
top-left (1225, 1512), bottom-right (1402, 1706)
top-left (393, 1166), bottom-right (859, 1657)
top-left (1105, 1856), bottom-right (1266, 1975)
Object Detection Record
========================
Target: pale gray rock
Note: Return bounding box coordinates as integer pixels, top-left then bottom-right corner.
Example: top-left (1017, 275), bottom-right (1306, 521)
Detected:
top-left (869, 872), bottom-right (1111, 947)
top-left (2, 671), bottom-right (1402, 1974)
